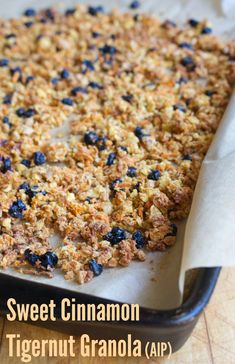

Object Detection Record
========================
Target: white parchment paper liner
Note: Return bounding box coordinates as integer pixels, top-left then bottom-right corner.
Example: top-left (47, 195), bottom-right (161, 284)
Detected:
top-left (0, 0), bottom-right (234, 310)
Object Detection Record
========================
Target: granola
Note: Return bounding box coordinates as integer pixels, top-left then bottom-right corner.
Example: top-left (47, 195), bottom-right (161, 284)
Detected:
top-left (0, 5), bottom-right (234, 283)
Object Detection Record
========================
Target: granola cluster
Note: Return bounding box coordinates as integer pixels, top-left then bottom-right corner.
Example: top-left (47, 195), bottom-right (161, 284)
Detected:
top-left (0, 5), bottom-right (234, 283)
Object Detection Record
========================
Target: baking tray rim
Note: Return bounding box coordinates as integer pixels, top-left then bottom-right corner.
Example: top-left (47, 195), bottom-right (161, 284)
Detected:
top-left (0, 267), bottom-right (220, 327)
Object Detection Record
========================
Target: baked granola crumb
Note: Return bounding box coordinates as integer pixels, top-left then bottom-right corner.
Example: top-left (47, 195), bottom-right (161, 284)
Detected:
top-left (0, 5), bottom-right (234, 283)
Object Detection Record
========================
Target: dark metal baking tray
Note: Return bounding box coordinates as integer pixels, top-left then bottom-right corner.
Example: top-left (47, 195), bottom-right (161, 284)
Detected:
top-left (0, 267), bottom-right (220, 353)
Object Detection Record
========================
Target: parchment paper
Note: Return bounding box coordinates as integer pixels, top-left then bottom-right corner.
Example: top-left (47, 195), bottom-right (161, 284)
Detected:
top-left (1, 0), bottom-right (235, 310)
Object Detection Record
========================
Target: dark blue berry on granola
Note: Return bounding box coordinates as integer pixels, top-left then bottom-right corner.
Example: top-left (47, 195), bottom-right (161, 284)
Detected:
top-left (88, 82), bottom-right (103, 89)
top-left (130, 1), bottom-right (141, 9)
top-left (127, 166), bottom-right (137, 177)
top-left (71, 86), bottom-right (87, 95)
top-left (82, 60), bottom-right (95, 72)
top-left (182, 154), bottom-right (192, 161)
top-left (65, 8), bottom-right (76, 16)
top-left (179, 42), bottom-right (193, 49)
top-left (201, 27), bottom-right (212, 34)
top-left (89, 259), bottom-right (103, 276)
top-left (61, 97), bottom-right (73, 106)
top-left (60, 69), bottom-right (70, 79)
top-left (99, 44), bottom-right (117, 56)
top-left (132, 230), bottom-right (145, 248)
top-left (24, 249), bottom-right (40, 266)
top-left (33, 151), bottom-right (46, 165)
top-left (21, 159), bottom-right (31, 168)
top-left (106, 152), bottom-right (116, 166)
top-left (188, 19), bottom-right (199, 27)
top-left (104, 227), bottom-right (126, 245)
top-left (134, 126), bottom-right (147, 139)
top-left (122, 94), bottom-right (133, 103)
top-left (110, 178), bottom-right (123, 191)
top-left (40, 251), bottom-right (58, 269)
top-left (84, 131), bottom-right (99, 145)
top-left (24, 8), bottom-right (36, 17)
top-left (88, 6), bottom-right (104, 16)
top-left (1, 157), bottom-right (11, 173)
top-left (173, 104), bottom-right (186, 112)
top-left (9, 200), bottom-right (26, 219)
top-left (148, 169), bottom-right (161, 181)
top-left (0, 59), bottom-right (9, 67)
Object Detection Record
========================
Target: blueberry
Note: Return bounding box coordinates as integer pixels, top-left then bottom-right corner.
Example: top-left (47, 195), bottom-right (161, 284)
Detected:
top-left (181, 56), bottom-right (194, 67)
top-left (18, 182), bottom-right (30, 192)
top-left (39, 251), bottom-right (58, 269)
top-left (21, 159), bottom-right (31, 168)
top-left (88, 82), bottom-right (103, 89)
top-left (89, 259), bottom-right (103, 276)
top-left (51, 77), bottom-right (59, 85)
top-left (16, 108), bottom-right (26, 117)
top-left (65, 8), bottom-right (76, 16)
top-left (16, 199), bottom-right (26, 211)
top-left (106, 152), bottom-right (116, 166)
top-left (182, 154), bottom-right (192, 161)
top-left (110, 178), bottom-right (123, 191)
top-left (188, 19), bottom-right (199, 27)
top-left (3, 94), bottom-right (12, 105)
top-left (92, 31), bottom-right (101, 38)
top-left (9, 199), bottom-right (26, 219)
top-left (24, 108), bottom-right (36, 118)
top-left (179, 42), bottom-right (193, 50)
top-left (61, 97), bottom-right (73, 106)
top-left (22, 184), bottom-right (38, 201)
top-left (132, 230), bottom-right (145, 248)
top-left (71, 86), bottom-right (87, 95)
top-left (96, 137), bottom-right (107, 151)
top-left (82, 60), bottom-right (95, 72)
top-left (173, 104), bottom-right (186, 112)
top-left (201, 27), bottom-right (212, 34)
top-left (134, 126), bottom-right (147, 139)
top-left (205, 90), bottom-right (214, 97)
top-left (84, 131), bottom-right (99, 145)
top-left (26, 75), bottom-right (35, 84)
top-left (24, 21), bottom-right (33, 28)
top-left (34, 151), bottom-right (46, 165)
top-left (131, 181), bottom-right (141, 192)
top-left (229, 57), bottom-right (235, 62)
top-left (122, 94), bottom-right (133, 103)
top-left (24, 8), bottom-right (36, 17)
top-left (88, 6), bottom-right (104, 16)
top-left (104, 227), bottom-right (126, 245)
top-left (2, 116), bottom-right (10, 125)
top-left (148, 169), bottom-right (161, 181)
top-left (0, 59), bottom-right (9, 67)
top-left (99, 44), bottom-right (117, 56)
top-left (44, 8), bottom-right (55, 20)
top-left (24, 249), bottom-right (40, 266)
top-left (130, 1), bottom-right (140, 9)
top-left (11, 66), bottom-right (22, 75)
top-left (180, 56), bottom-right (196, 71)
top-left (1, 157), bottom-right (11, 173)
top-left (176, 77), bottom-right (188, 84)
top-left (120, 146), bottom-right (128, 152)
top-left (127, 166), bottom-right (137, 177)
top-left (60, 69), bottom-right (70, 79)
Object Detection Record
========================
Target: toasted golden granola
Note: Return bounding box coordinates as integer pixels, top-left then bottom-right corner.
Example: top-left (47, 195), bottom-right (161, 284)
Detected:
top-left (0, 5), bottom-right (234, 282)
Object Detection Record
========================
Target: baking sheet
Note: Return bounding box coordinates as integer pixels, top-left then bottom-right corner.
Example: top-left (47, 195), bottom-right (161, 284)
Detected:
top-left (1, 0), bottom-right (235, 310)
